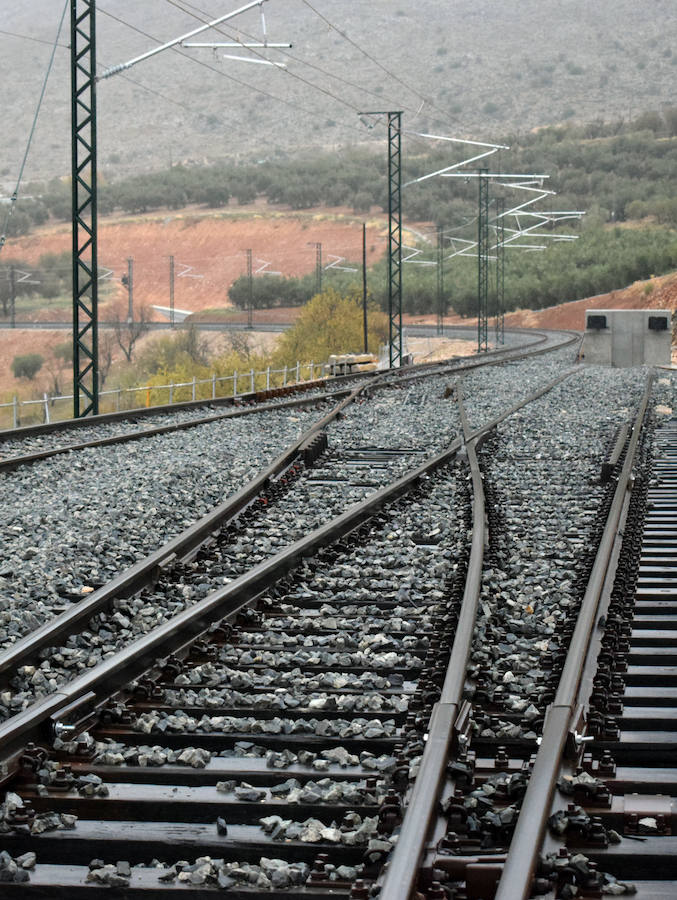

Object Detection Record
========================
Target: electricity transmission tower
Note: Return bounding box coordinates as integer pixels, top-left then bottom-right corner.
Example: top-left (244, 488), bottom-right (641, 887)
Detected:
top-left (477, 169), bottom-right (490, 353)
top-left (308, 242), bottom-right (322, 295)
top-left (494, 197), bottom-right (505, 345)
top-left (436, 225), bottom-right (445, 336)
top-left (385, 113), bottom-right (403, 367)
top-left (246, 249), bottom-right (253, 329)
top-left (70, 0), bottom-right (99, 416)
top-left (68, 0), bottom-right (286, 416)
top-left (169, 255), bottom-right (175, 327)
top-left (360, 111), bottom-right (403, 367)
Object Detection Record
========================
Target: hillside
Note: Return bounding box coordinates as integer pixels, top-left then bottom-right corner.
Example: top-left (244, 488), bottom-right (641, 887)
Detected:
top-left (1, 0), bottom-right (676, 187)
top-left (5, 208), bottom-right (387, 320)
top-left (502, 272), bottom-right (677, 332)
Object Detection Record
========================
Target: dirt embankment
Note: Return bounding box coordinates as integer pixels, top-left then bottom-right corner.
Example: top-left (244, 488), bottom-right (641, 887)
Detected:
top-left (6, 209), bottom-right (388, 322)
top-left (407, 271), bottom-right (677, 333)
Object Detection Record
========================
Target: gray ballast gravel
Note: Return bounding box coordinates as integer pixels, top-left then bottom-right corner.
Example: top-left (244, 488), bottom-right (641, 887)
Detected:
top-left (0, 405), bottom-right (325, 647)
top-left (468, 365), bottom-right (648, 737)
top-left (1, 350), bottom-right (574, 680)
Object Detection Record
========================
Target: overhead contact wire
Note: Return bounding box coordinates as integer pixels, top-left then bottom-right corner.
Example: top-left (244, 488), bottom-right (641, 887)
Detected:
top-left (0, 0), bottom-right (68, 252)
top-left (168, 0), bottom-right (417, 116)
top-left (300, 0), bottom-right (460, 130)
top-left (98, 6), bottom-right (357, 132)
top-left (161, 0), bottom-right (364, 114)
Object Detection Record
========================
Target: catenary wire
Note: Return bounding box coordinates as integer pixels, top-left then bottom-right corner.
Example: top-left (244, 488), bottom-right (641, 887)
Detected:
top-left (0, 1), bottom-right (68, 252)
top-left (160, 0), bottom-right (366, 114)
top-left (168, 0), bottom-right (422, 118)
top-left (299, 0), bottom-right (460, 130)
top-left (98, 6), bottom-right (365, 135)
top-left (0, 27), bottom-right (69, 49)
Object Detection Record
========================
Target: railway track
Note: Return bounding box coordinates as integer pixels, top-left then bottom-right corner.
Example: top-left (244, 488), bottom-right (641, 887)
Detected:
top-left (2, 334), bottom-right (661, 898)
top-left (0, 360), bottom-right (570, 895)
top-left (0, 335), bottom-right (576, 662)
top-left (491, 395), bottom-right (677, 900)
top-left (0, 329), bottom-right (561, 471)
top-left (0, 345), bottom-right (577, 713)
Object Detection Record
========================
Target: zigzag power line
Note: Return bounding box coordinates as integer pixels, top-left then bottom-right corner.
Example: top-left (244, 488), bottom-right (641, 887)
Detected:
top-left (401, 132), bottom-right (584, 262)
top-left (442, 180), bottom-right (584, 260)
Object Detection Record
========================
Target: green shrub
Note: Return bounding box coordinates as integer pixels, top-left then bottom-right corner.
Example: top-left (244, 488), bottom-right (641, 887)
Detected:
top-left (12, 353), bottom-right (44, 380)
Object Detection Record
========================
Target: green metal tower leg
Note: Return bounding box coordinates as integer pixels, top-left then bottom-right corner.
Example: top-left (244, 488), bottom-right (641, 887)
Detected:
top-left (387, 112), bottom-right (403, 367)
top-left (436, 224), bottom-right (445, 336)
top-left (477, 168), bottom-right (489, 353)
top-left (315, 242), bottom-right (322, 296)
top-left (246, 248), bottom-right (253, 330)
top-left (71, 0), bottom-right (99, 417)
top-left (495, 197), bottom-right (505, 345)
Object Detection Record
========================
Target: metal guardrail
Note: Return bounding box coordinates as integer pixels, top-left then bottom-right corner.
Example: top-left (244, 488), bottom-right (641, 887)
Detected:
top-left (0, 361), bottom-right (321, 430)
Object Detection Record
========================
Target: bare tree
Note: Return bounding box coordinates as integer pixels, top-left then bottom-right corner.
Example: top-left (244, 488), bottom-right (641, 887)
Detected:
top-left (221, 330), bottom-right (253, 360)
top-left (112, 304), bottom-right (151, 362)
top-left (99, 331), bottom-right (115, 387)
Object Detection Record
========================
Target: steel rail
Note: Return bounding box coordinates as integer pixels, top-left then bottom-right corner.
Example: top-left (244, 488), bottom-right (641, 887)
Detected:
top-left (0, 383), bottom-right (364, 682)
top-left (0, 388), bottom-right (352, 472)
top-left (0, 369), bottom-right (580, 760)
top-left (0, 328), bottom-right (567, 444)
top-left (379, 378), bottom-right (486, 900)
top-left (495, 371), bottom-right (655, 900)
top-left (0, 332), bottom-right (575, 472)
top-left (0, 347), bottom-right (576, 684)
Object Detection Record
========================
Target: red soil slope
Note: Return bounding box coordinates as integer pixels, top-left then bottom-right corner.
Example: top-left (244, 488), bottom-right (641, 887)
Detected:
top-left (502, 272), bottom-right (677, 331)
top-left (6, 210), bottom-right (388, 321)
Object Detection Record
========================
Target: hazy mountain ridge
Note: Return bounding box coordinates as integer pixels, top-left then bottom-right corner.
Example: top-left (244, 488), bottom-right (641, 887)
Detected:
top-left (1, 0), bottom-right (676, 187)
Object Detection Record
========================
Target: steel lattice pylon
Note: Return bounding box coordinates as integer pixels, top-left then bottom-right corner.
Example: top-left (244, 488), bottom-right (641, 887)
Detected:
top-left (71, 0), bottom-right (99, 416)
top-left (246, 248), bottom-right (253, 330)
top-left (495, 197), bottom-right (505, 345)
top-left (436, 224), bottom-right (445, 336)
top-left (477, 168), bottom-right (489, 353)
top-left (386, 112), bottom-right (403, 367)
top-left (314, 242), bottom-right (322, 295)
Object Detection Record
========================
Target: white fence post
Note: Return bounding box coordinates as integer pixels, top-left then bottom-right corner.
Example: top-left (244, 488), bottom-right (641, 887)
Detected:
top-left (12, 396), bottom-right (18, 429)
top-left (43, 393), bottom-right (50, 424)
top-left (295, 361), bottom-right (300, 383)
top-left (250, 368), bottom-right (254, 393)
top-left (283, 365), bottom-right (287, 386)
top-left (212, 374), bottom-right (216, 399)
top-left (266, 366), bottom-right (270, 390)
top-left (233, 371), bottom-right (238, 397)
